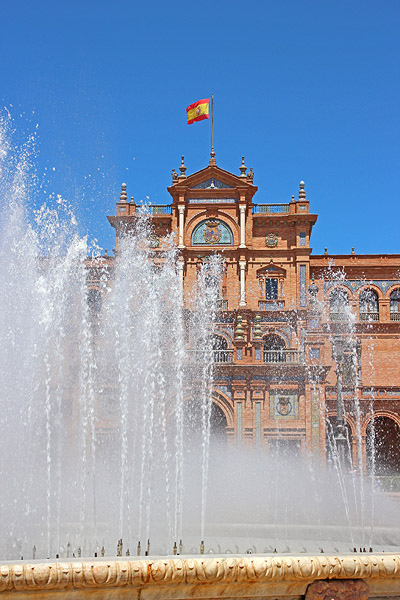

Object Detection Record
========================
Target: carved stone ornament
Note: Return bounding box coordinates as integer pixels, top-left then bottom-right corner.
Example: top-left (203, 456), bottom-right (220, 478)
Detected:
top-left (306, 578), bottom-right (369, 600)
top-left (265, 232), bottom-right (278, 247)
top-left (0, 554), bottom-right (399, 597)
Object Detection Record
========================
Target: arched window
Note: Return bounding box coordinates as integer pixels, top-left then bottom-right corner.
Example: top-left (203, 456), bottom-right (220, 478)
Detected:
top-left (366, 416), bottom-right (400, 475)
top-left (211, 334), bottom-right (232, 363)
top-left (360, 289), bottom-right (379, 321)
top-left (329, 288), bottom-right (349, 321)
top-left (191, 219), bottom-right (233, 246)
top-left (390, 289), bottom-right (400, 321)
top-left (263, 333), bottom-right (286, 363)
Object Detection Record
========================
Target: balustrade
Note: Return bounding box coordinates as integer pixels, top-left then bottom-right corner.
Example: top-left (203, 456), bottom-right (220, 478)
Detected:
top-left (263, 349), bottom-right (302, 364)
top-left (252, 204), bottom-right (290, 214)
top-left (360, 312), bottom-right (379, 321)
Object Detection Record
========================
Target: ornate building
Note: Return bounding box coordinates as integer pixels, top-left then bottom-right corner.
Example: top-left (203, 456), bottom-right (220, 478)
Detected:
top-left (106, 153), bottom-right (400, 476)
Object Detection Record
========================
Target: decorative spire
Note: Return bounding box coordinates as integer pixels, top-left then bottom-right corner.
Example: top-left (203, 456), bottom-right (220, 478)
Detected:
top-left (247, 167), bottom-right (254, 183)
top-left (253, 314), bottom-right (262, 339)
top-left (239, 156), bottom-right (247, 178)
top-left (178, 156), bottom-right (187, 179)
top-left (120, 183), bottom-right (127, 202)
top-left (234, 315), bottom-right (245, 340)
top-left (209, 146), bottom-right (216, 166)
top-left (299, 180), bottom-right (306, 200)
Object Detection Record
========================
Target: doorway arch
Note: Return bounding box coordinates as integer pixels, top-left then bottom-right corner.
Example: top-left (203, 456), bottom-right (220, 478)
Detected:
top-left (366, 415), bottom-right (400, 475)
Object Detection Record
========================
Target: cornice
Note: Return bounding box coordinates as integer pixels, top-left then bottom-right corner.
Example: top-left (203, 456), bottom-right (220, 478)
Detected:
top-left (1, 554), bottom-right (399, 594)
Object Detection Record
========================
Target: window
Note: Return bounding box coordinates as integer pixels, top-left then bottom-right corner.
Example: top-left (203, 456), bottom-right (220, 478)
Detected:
top-left (360, 289), bottom-right (379, 321)
top-left (310, 347), bottom-right (320, 360)
top-left (329, 288), bottom-right (349, 321)
top-left (265, 278), bottom-right (278, 300)
top-left (263, 333), bottom-right (286, 363)
top-left (390, 289), bottom-right (400, 321)
top-left (299, 232), bottom-right (306, 247)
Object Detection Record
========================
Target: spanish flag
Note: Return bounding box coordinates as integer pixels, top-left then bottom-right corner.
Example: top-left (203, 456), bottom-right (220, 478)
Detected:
top-left (186, 98), bottom-right (210, 124)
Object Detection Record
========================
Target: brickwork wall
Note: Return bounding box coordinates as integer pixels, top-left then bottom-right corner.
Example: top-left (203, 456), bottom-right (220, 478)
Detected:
top-left (106, 164), bottom-right (400, 472)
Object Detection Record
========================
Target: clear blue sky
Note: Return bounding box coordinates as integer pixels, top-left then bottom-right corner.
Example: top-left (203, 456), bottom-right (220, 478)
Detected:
top-left (1, 0), bottom-right (399, 255)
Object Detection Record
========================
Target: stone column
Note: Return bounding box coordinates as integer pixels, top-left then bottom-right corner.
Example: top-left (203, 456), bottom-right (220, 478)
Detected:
top-left (239, 260), bottom-right (246, 307)
top-left (239, 205), bottom-right (246, 248)
top-left (178, 205), bottom-right (185, 248)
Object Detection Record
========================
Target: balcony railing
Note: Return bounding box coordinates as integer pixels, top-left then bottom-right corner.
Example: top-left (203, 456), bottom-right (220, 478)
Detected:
top-left (391, 312), bottom-right (400, 321)
top-left (360, 312), bottom-right (379, 322)
top-left (213, 350), bottom-right (234, 363)
top-left (137, 205), bottom-right (172, 215)
top-left (330, 311), bottom-right (349, 322)
top-left (252, 203), bottom-right (290, 214)
top-left (263, 350), bottom-right (302, 364)
top-left (259, 300), bottom-right (284, 310)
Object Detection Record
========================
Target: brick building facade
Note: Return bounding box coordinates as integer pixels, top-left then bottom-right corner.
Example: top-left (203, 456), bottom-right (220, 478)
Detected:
top-left (106, 154), bottom-right (400, 475)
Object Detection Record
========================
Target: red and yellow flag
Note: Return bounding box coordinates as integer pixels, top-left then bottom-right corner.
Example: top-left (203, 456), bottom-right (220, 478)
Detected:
top-left (186, 98), bottom-right (210, 124)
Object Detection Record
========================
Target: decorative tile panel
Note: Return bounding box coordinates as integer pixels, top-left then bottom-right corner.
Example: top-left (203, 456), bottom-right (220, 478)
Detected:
top-left (270, 394), bottom-right (298, 420)
top-left (188, 197), bottom-right (237, 204)
top-left (191, 178), bottom-right (233, 189)
top-left (324, 280), bottom-right (400, 293)
top-left (300, 265), bottom-right (307, 307)
top-left (191, 219), bottom-right (234, 245)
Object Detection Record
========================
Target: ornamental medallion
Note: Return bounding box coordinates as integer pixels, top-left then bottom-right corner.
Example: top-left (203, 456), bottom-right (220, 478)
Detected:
top-left (265, 233), bottom-right (278, 248)
top-left (276, 397), bottom-right (292, 416)
top-left (204, 221), bottom-right (221, 244)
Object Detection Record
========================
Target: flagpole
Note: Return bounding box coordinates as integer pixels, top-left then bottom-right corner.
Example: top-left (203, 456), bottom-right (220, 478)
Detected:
top-left (210, 94), bottom-right (215, 164)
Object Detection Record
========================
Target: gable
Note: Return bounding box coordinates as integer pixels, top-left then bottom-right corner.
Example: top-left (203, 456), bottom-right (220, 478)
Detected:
top-left (191, 178), bottom-right (233, 190)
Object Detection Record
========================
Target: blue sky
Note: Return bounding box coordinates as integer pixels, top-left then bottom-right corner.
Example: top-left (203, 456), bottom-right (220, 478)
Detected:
top-left (1, 0), bottom-right (399, 254)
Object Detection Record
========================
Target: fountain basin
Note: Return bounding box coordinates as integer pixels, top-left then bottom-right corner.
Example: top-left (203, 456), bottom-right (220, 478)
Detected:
top-left (1, 554), bottom-right (400, 599)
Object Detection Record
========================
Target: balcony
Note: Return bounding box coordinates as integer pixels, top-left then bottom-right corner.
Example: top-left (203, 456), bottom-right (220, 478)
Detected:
top-left (391, 313), bottom-right (400, 321)
top-left (213, 350), bottom-right (233, 363)
top-left (252, 203), bottom-right (290, 214)
top-left (259, 300), bottom-right (284, 310)
top-left (330, 312), bottom-right (349, 322)
top-left (263, 350), bottom-right (302, 364)
top-left (137, 205), bottom-right (172, 215)
top-left (360, 312), bottom-right (379, 322)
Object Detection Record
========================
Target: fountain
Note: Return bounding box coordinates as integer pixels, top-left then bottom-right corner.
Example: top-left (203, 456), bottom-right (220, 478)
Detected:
top-left (0, 115), bottom-right (400, 598)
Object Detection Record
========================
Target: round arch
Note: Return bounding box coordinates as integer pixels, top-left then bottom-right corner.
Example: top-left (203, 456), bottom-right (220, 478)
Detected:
top-left (356, 284), bottom-right (382, 300)
top-left (212, 390), bottom-right (234, 428)
top-left (364, 413), bottom-right (400, 475)
top-left (186, 211), bottom-right (240, 246)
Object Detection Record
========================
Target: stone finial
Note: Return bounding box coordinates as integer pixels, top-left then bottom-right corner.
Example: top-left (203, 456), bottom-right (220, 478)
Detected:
top-left (178, 156), bottom-right (187, 179)
top-left (299, 180), bottom-right (306, 200)
top-left (209, 146), bottom-right (216, 166)
top-left (291, 195), bottom-right (295, 203)
top-left (253, 314), bottom-right (262, 339)
top-left (324, 248), bottom-right (328, 255)
top-left (130, 196), bottom-right (134, 203)
top-left (104, 249), bottom-right (108, 257)
top-left (247, 167), bottom-right (254, 183)
top-left (172, 169), bottom-right (178, 183)
top-left (234, 315), bottom-right (245, 340)
top-left (239, 156), bottom-right (247, 178)
top-left (120, 183), bottom-right (127, 202)
top-left (352, 247), bottom-right (355, 255)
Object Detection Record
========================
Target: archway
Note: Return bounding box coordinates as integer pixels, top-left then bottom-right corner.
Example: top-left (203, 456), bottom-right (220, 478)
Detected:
top-left (210, 402), bottom-right (227, 444)
top-left (366, 416), bottom-right (400, 475)
top-left (263, 333), bottom-right (286, 363)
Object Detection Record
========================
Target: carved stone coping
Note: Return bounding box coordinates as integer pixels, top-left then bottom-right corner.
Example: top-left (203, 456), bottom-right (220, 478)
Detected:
top-left (0, 554), bottom-right (399, 598)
